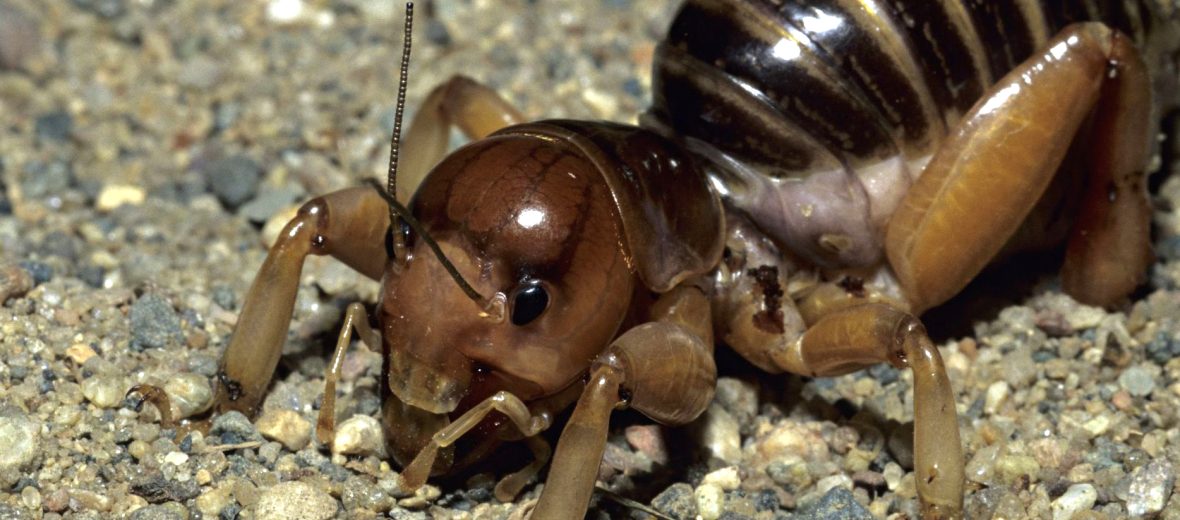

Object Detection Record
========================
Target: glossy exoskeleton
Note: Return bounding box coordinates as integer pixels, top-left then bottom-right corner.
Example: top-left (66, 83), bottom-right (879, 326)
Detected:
top-left (132, 1), bottom-right (1180, 518)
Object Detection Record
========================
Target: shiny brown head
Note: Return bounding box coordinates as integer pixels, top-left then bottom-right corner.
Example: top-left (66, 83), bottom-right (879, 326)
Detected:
top-left (379, 132), bottom-right (636, 418)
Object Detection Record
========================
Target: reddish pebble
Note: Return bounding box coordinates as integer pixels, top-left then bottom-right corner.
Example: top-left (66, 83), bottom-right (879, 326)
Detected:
top-left (625, 424), bottom-right (668, 465)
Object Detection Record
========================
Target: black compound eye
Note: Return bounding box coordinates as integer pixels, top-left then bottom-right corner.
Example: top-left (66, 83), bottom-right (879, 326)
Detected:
top-left (511, 282), bottom-right (549, 326)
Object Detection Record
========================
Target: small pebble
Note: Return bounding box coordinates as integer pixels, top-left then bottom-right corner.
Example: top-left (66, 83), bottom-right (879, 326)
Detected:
top-left (163, 451), bottom-right (189, 466)
top-left (624, 424), bottom-right (668, 465)
top-left (651, 483), bottom-right (696, 520)
top-left (1118, 365), bottom-right (1156, 397)
top-left (96, 184), bottom-right (146, 211)
top-left (255, 481), bottom-right (338, 520)
top-left (1052, 483), bottom-right (1097, 520)
top-left (256, 409), bottom-right (312, 451)
top-left (0, 408), bottom-right (41, 488)
top-left (204, 155), bottom-right (262, 210)
top-left (0, 262), bottom-right (33, 302)
top-left (130, 294), bottom-right (184, 350)
top-left (129, 504), bottom-right (185, 520)
top-left (82, 374), bottom-right (128, 408)
top-left (697, 404), bottom-right (741, 465)
top-left (34, 111), bottom-right (72, 142)
top-left (803, 487), bottom-right (873, 520)
top-left (1124, 459), bottom-right (1174, 516)
top-left (995, 454), bottom-right (1040, 485)
top-left (0, 3), bottom-right (40, 71)
top-left (693, 483), bottom-right (724, 520)
top-left (331, 414), bottom-right (384, 457)
top-left (164, 373), bottom-right (213, 418)
top-left (701, 466), bottom-right (740, 491)
top-left (210, 411), bottom-right (262, 444)
top-left (984, 381), bottom-right (1010, 415)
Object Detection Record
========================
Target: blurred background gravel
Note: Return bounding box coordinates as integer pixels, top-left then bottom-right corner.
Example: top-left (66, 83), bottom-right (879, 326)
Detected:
top-left (3, 0), bottom-right (1180, 519)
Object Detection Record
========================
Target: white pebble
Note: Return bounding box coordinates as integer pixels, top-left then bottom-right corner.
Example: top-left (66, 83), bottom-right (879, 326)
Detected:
top-left (164, 373), bottom-right (213, 419)
top-left (331, 414), bottom-right (384, 457)
top-left (693, 483), bottom-right (724, 520)
top-left (163, 451), bottom-right (189, 466)
top-left (984, 381), bottom-right (1010, 415)
top-left (701, 466), bottom-right (740, 491)
top-left (1051, 483), bottom-right (1096, 520)
top-left (95, 184), bottom-right (145, 211)
top-left (698, 404), bottom-right (741, 465)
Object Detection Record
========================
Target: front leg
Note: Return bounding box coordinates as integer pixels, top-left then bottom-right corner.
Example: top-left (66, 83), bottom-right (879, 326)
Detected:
top-left (532, 285), bottom-right (717, 519)
top-left (214, 187), bottom-right (390, 417)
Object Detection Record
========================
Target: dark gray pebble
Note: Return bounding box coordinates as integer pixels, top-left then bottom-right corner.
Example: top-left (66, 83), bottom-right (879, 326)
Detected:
top-left (129, 472), bottom-right (200, 503)
top-left (20, 160), bottom-right (71, 199)
top-left (18, 260), bottom-right (52, 285)
top-left (651, 482), bottom-right (696, 520)
top-left (34, 112), bottom-right (73, 142)
top-left (799, 487), bottom-right (873, 520)
top-left (130, 294), bottom-right (184, 350)
top-left (204, 155), bottom-right (262, 210)
top-left (209, 410), bottom-right (262, 444)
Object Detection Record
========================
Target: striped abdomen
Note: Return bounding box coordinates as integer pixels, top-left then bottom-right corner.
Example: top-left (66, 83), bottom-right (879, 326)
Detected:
top-left (647, 0), bottom-right (1179, 269)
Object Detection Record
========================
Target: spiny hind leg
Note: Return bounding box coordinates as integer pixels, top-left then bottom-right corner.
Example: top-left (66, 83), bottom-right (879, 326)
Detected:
top-left (886, 23), bottom-right (1152, 313)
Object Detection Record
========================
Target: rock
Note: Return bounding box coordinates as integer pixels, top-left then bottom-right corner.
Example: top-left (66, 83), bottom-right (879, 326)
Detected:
top-left (130, 471), bottom-right (201, 503)
top-left (332, 414), bottom-right (384, 456)
top-left (129, 504), bottom-right (185, 520)
top-left (210, 411), bottom-right (262, 444)
top-left (34, 111), bottom-right (72, 142)
top-left (693, 483), bottom-right (724, 520)
top-left (238, 186), bottom-right (302, 224)
top-left (652, 483), bottom-right (696, 520)
top-left (624, 424), bottom-right (668, 465)
top-left (205, 155), bottom-right (262, 210)
top-left (0, 408), bottom-right (41, 488)
top-left (130, 294), bottom-right (184, 350)
top-left (887, 423), bottom-right (915, 469)
top-left (1118, 365), bottom-right (1156, 397)
top-left (256, 481), bottom-right (338, 520)
top-left (163, 373), bottom-right (213, 419)
top-left (995, 454), bottom-right (1040, 485)
top-left (1124, 459), bottom-right (1174, 516)
top-left (256, 409), bottom-right (312, 451)
top-left (696, 404), bottom-right (741, 465)
top-left (984, 381), bottom-right (1010, 415)
top-left (801, 487), bottom-right (873, 520)
top-left (18, 260), bottom-right (52, 285)
top-left (0, 3), bottom-right (40, 71)
top-left (713, 377), bottom-right (759, 430)
top-left (82, 374), bottom-right (127, 408)
top-left (701, 466), bottom-right (740, 491)
top-left (0, 262), bottom-right (33, 303)
top-left (96, 184), bottom-right (145, 211)
top-left (1052, 483), bottom-right (1097, 520)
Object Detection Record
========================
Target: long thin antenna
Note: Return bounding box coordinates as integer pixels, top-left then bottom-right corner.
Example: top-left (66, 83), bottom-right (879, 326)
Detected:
top-left (377, 2), bottom-right (499, 316)
top-left (387, 2), bottom-right (414, 253)
top-left (364, 179), bottom-right (490, 307)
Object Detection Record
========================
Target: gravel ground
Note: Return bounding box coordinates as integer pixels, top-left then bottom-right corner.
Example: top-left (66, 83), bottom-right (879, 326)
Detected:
top-left (3, 1), bottom-right (1180, 519)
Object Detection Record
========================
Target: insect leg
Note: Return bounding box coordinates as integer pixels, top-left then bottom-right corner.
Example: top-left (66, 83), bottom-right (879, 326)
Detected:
top-left (395, 391), bottom-right (552, 494)
top-left (1060, 29), bottom-right (1153, 306)
top-left (315, 302), bottom-right (381, 445)
top-left (769, 303), bottom-right (962, 520)
top-left (399, 75), bottom-right (525, 200)
top-left (533, 286), bottom-right (716, 520)
top-left (885, 23), bottom-right (1145, 313)
top-left (213, 187), bottom-right (390, 418)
